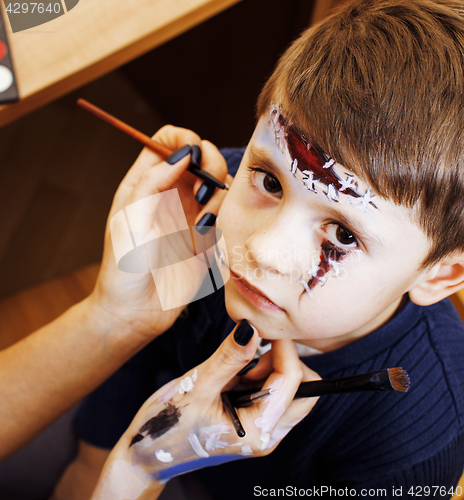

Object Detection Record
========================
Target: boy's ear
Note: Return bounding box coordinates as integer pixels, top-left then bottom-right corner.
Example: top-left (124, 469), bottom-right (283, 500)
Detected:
top-left (409, 253), bottom-right (464, 306)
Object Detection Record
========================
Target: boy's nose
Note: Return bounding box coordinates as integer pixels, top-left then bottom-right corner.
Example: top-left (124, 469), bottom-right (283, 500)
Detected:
top-left (244, 215), bottom-right (317, 278)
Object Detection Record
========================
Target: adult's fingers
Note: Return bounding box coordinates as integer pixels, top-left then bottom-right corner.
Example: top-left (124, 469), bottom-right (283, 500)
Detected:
top-left (196, 320), bottom-right (259, 397)
top-left (116, 125), bottom-right (203, 198)
top-left (239, 348), bottom-right (272, 381)
top-left (258, 362), bottom-right (320, 454)
top-left (191, 140), bottom-right (230, 204)
top-left (238, 340), bottom-right (310, 450)
top-left (126, 152), bottom-right (193, 204)
top-left (193, 173), bottom-right (234, 228)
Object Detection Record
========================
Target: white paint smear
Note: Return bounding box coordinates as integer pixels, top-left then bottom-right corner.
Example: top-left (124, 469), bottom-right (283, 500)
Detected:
top-left (179, 374), bottom-right (195, 395)
top-left (188, 433), bottom-right (209, 458)
top-left (155, 449), bottom-right (174, 463)
top-left (259, 433), bottom-right (271, 451)
top-left (254, 378), bottom-right (287, 450)
top-left (199, 423), bottom-right (230, 452)
top-left (240, 445), bottom-right (253, 456)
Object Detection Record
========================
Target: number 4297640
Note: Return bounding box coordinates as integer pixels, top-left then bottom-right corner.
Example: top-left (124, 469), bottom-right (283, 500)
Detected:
top-left (5, 3), bottom-right (62, 14)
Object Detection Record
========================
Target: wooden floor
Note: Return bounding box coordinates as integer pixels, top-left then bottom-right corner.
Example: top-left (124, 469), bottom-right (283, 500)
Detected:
top-left (0, 262), bottom-right (99, 350)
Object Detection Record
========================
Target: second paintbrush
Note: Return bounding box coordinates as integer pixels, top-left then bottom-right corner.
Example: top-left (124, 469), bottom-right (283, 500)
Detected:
top-left (229, 367), bottom-right (410, 408)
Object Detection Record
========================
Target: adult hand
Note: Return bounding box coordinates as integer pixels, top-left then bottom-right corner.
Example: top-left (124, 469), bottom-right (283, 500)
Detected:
top-left (88, 126), bottom-right (233, 342)
top-left (91, 321), bottom-right (320, 500)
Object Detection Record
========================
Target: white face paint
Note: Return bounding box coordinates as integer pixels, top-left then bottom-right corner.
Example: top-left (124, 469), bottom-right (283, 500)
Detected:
top-left (240, 445), bottom-right (253, 456)
top-left (199, 423), bottom-right (231, 452)
top-left (155, 449), bottom-right (174, 463)
top-left (254, 378), bottom-right (286, 450)
top-left (267, 104), bottom-right (377, 214)
top-left (178, 369), bottom-right (197, 395)
top-left (188, 433), bottom-right (209, 458)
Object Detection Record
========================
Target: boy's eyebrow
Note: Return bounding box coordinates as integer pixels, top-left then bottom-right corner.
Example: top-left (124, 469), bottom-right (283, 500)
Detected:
top-left (248, 146), bottom-right (283, 176)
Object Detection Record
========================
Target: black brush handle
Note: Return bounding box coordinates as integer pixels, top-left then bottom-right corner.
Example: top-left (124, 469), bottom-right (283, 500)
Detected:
top-left (229, 369), bottom-right (393, 408)
top-left (294, 370), bottom-right (393, 398)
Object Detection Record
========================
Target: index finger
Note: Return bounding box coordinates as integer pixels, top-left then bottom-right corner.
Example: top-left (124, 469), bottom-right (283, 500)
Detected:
top-left (123, 125), bottom-right (203, 188)
top-left (192, 140), bottom-right (229, 195)
top-left (244, 340), bottom-right (303, 445)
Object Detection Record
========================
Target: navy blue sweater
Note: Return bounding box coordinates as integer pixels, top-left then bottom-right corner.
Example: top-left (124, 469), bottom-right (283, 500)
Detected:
top-left (75, 149), bottom-right (464, 499)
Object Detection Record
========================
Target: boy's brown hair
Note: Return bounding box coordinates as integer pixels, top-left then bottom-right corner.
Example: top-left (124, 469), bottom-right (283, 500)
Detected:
top-left (257, 0), bottom-right (464, 269)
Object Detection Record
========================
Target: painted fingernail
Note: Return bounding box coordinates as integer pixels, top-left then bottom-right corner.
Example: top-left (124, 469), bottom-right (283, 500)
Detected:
top-left (237, 358), bottom-right (259, 376)
top-left (195, 182), bottom-right (215, 205)
top-left (195, 212), bottom-right (216, 235)
top-left (234, 320), bottom-right (255, 346)
top-left (190, 144), bottom-right (202, 167)
top-left (166, 145), bottom-right (192, 165)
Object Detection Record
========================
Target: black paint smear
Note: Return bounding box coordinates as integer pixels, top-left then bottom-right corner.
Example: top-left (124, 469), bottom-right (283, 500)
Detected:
top-left (130, 433), bottom-right (145, 446)
top-left (129, 403), bottom-right (180, 447)
top-left (308, 240), bottom-right (346, 289)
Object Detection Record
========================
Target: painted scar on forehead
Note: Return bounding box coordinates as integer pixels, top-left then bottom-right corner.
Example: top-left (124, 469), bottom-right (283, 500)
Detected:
top-left (129, 403), bottom-right (180, 447)
top-left (269, 106), bottom-right (377, 211)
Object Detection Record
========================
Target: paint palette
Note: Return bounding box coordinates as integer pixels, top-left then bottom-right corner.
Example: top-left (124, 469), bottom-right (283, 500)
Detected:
top-left (0, 7), bottom-right (18, 103)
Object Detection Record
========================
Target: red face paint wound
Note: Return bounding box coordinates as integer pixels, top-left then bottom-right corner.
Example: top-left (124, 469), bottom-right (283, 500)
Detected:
top-left (308, 240), bottom-right (346, 290)
top-left (273, 110), bottom-right (377, 210)
top-left (279, 114), bottom-right (360, 198)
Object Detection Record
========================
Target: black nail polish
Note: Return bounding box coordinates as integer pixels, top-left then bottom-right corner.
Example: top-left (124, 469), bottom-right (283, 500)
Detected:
top-left (195, 212), bottom-right (216, 235)
top-left (166, 145), bottom-right (192, 165)
top-left (234, 320), bottom-right (255, 346)
top-left (190, 145), bottom-right (202, 167)
top-left (237, 358), bottom-right (259, 376)
top-left (195, 182), bottom-right (216, 205)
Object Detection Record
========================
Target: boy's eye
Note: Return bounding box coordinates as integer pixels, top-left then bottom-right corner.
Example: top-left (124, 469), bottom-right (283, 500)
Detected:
top-left (326, 222), bottom-right (359, 249)
top-left (249, 167), bottom-right (282, 196)
top-left (336, 226), bottom-right (356, 246)
top-left (263, 174), bottom-right (281, 193)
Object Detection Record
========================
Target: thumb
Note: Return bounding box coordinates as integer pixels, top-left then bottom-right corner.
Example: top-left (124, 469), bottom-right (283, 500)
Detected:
top-left (199, 320), bottom-right (259, 390)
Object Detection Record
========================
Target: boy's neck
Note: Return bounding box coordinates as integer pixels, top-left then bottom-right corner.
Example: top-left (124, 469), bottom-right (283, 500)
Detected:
top-left (298, 295), bottom-right (409, 353)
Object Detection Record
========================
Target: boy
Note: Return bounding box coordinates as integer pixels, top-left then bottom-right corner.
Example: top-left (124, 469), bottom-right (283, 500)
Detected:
top-left (54, 0), bottom-right (464, 498)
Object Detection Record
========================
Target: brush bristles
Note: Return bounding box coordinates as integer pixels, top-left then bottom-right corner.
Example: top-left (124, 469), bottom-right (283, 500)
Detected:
top-left (387, 367), bottom-right (410, 392)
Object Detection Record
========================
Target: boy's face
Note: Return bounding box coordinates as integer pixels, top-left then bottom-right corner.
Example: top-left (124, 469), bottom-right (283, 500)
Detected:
top-left (216, 109), bottom-right (433, 351)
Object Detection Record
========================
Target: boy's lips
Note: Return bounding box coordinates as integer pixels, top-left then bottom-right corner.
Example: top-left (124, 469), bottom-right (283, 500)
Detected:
top-left (230, 270), bottom-right (286, 313)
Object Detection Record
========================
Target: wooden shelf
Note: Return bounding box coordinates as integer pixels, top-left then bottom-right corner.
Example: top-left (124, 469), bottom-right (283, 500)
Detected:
top-left (0, 0), bottom-right (240, 127)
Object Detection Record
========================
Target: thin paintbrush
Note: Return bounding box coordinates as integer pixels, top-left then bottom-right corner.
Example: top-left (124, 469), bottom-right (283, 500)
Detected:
top-left (229, 367), bottom-right (410, 408)
top-left (77, 99), bottom-right (228, 191)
